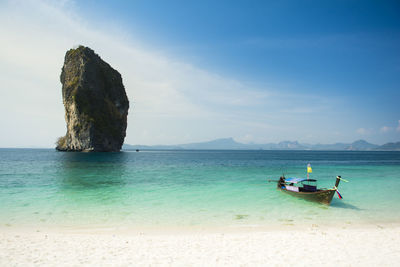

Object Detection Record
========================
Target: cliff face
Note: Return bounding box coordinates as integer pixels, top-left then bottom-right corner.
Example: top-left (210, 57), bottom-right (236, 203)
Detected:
top-left (56, 46), bottom-right (129, 152)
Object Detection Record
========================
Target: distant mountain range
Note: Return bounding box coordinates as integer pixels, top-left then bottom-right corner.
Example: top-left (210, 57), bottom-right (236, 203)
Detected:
top-left (123, 138), bottom-right (400, 151)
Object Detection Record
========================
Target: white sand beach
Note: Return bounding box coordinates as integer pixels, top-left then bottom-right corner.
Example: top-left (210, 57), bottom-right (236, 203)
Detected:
top-left (1, 224), bottom-right (399, 266)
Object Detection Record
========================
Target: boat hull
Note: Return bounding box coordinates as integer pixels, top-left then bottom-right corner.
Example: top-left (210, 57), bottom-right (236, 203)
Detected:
top-left (278, 187), bottom-right (336, 205)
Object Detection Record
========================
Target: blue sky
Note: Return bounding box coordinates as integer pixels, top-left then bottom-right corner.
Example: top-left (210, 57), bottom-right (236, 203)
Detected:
top-left (79, 1), bottom-right (400, 80)
top-left (0, 0), bottom-right (399, 147)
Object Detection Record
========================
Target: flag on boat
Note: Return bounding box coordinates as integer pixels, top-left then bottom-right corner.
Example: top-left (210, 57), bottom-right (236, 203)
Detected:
top-left (307, 163), bottom-right (312, 173)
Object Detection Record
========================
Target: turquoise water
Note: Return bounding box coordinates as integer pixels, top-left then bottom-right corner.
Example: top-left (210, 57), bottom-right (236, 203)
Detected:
top-left (0, 149), bottom-right (399, 229)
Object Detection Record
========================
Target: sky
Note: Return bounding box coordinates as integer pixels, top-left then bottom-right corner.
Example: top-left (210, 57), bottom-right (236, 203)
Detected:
top-left (0, 0), bottom-right (399, 147)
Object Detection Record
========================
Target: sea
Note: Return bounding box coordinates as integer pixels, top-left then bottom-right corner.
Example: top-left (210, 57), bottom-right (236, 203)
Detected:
top-left (0, 149), bottom-right (399, 230)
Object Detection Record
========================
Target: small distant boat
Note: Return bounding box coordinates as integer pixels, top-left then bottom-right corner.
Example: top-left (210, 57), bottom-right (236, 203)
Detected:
top-left (277, 176), bottom-right (345, 205)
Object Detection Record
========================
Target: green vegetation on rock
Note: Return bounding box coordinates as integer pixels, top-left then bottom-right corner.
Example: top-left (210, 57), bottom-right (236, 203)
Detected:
top-left (56, 136), bottom-right (67, 150)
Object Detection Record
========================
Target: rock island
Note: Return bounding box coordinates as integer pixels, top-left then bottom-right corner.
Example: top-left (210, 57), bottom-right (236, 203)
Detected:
top-left (56, 46), bottom-right (129, 152)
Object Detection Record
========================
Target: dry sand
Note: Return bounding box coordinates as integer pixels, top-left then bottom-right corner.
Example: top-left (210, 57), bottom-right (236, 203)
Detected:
top-left (1, 224), bottom-right (399, 266)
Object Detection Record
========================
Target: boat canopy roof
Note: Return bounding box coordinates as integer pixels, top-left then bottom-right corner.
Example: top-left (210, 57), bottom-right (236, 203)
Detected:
top-left (285, 177), bottom-right (317, 183)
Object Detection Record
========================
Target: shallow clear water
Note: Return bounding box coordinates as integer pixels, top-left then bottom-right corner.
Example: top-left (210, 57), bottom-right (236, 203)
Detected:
top-left (0, 149), bottom-right (399, 229)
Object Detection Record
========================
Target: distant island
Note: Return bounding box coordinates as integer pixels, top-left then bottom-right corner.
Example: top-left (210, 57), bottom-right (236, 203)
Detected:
top-left (123, 138), bottom-right (400, 151)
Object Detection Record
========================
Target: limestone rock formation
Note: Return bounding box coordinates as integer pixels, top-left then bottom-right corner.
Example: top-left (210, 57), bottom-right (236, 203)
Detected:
top-left (56, 46), bottom-right (129, 152)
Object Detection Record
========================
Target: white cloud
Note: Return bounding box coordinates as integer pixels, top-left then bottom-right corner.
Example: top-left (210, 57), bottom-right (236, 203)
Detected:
top-left (356, 128), bottom-right (370, 135)
top-left (397, 120), bottom-right (400, 132)
top-left (380, 126), bottom-right (392, 133)
top-left (0, 0), bottom-right (343, 147)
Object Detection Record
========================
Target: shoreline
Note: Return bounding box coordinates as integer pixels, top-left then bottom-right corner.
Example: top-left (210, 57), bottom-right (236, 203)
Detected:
top-left (2, 219), bottom-right (399, 234)
top-left (1, 223), bottom-right (399, 266)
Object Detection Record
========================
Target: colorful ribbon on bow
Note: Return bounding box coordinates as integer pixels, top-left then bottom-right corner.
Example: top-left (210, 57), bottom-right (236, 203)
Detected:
top-left (333, 186), bottom-right (343, 199)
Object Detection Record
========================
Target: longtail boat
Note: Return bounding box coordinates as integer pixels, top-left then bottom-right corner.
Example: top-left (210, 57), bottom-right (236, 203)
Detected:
top-left (277, 175), bottom-right (345, 205)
